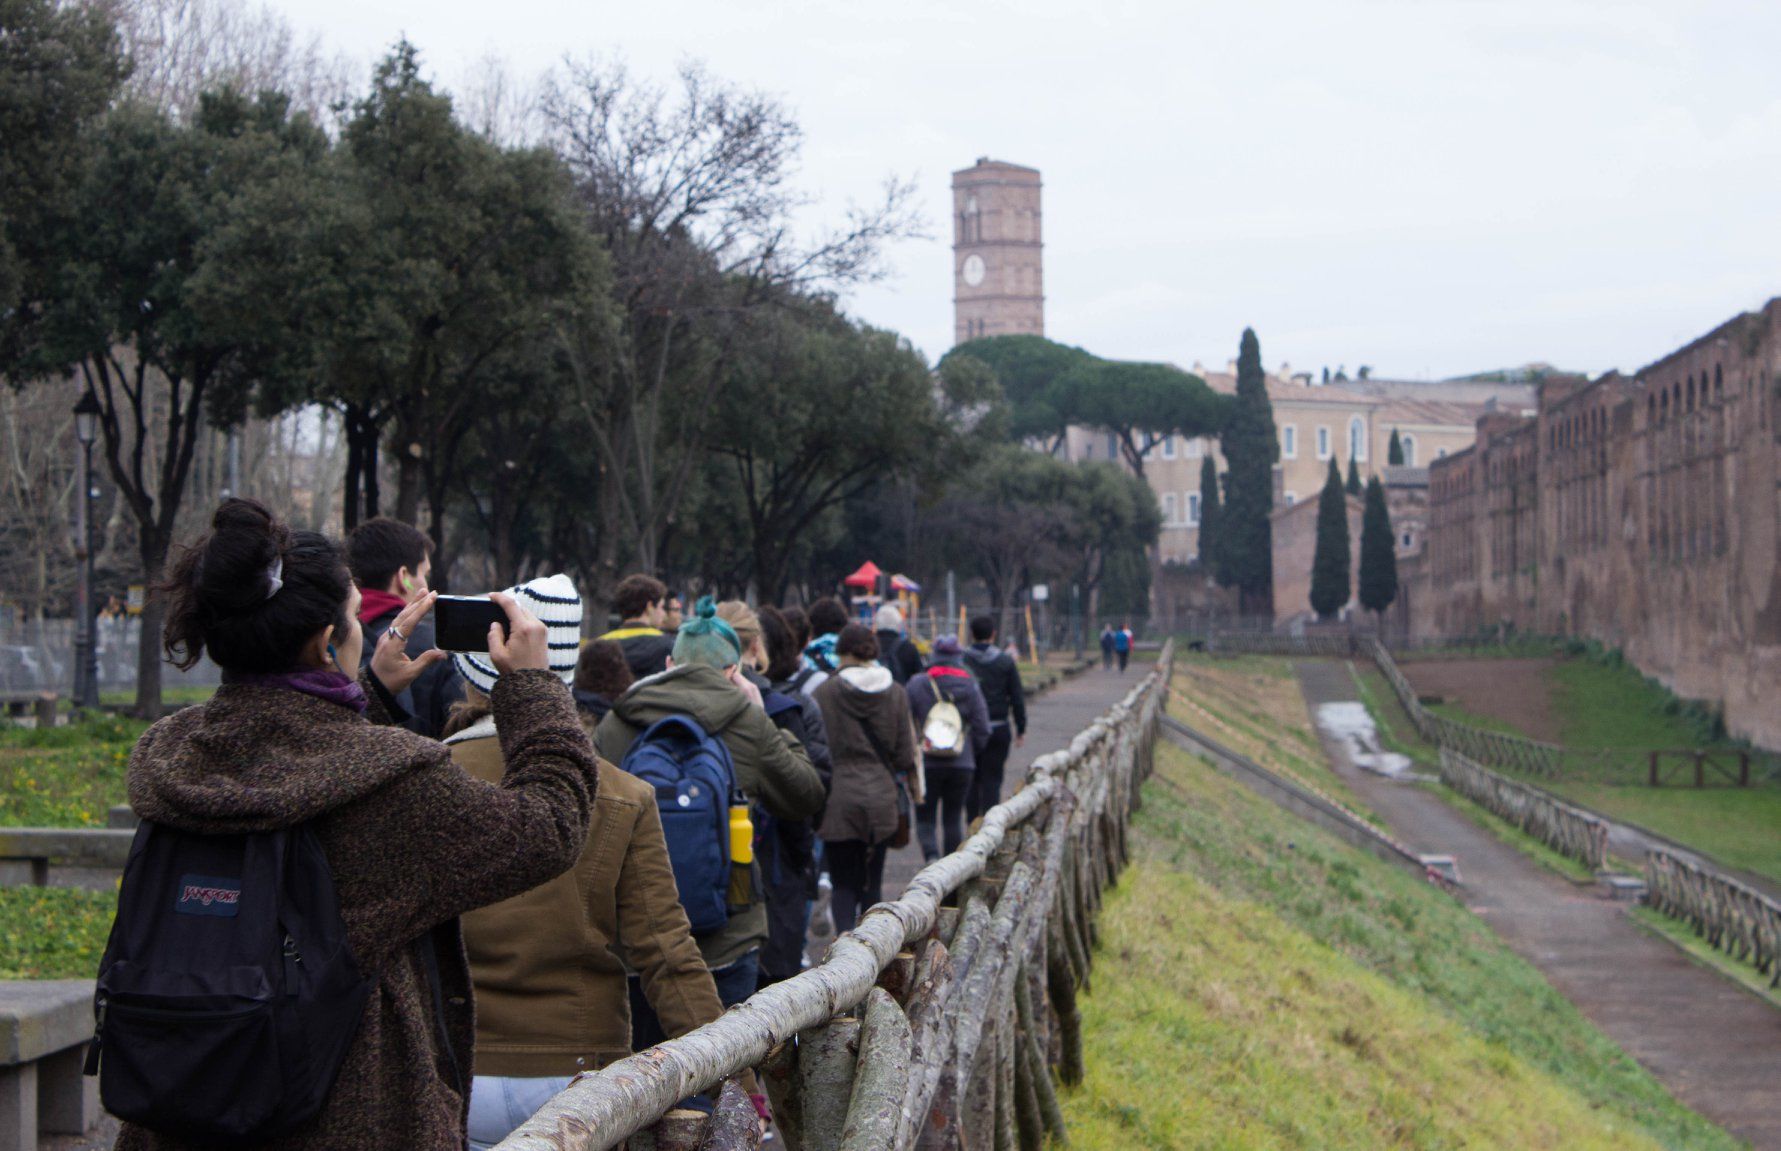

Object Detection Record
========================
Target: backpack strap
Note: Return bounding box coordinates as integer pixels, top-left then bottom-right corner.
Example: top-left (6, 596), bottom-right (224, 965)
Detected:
top-left (856, 712), bottom-right (903, 783)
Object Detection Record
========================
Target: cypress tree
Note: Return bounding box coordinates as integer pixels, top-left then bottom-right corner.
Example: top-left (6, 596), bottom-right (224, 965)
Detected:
top-left (1310, 456), bottom-right (1351, 621)
top-left (1218, 328), bottom-right (1278, 617)
top-left (1198, 453), bottom-right (1222, 574)
top-left (1359, 474), bottom-right (1399, 624)
top-left (1345, 456), bottom-right (1362, 495)
top-left (1388, 428), bottom-right (1404, 466)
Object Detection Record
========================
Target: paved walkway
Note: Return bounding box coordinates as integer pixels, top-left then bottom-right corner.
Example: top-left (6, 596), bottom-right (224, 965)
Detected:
top-left (1297, 660), bottom-right (1781, 1150)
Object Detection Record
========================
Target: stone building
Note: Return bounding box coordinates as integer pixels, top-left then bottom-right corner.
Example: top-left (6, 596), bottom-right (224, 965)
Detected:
top-left (1269, 490), bottom-right (1363, 624)
top-left (952, 159), bottom-right (1044, 344)
top-left (1418, 298), bottom-right (1781, 749)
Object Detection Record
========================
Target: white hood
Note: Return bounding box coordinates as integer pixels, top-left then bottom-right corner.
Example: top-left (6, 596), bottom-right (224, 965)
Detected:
top-left (838, 664), bottom-right (894, 693)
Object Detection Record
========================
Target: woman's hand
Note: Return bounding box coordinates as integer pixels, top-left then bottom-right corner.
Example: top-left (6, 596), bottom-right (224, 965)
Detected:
top-left (487, 592), bottom-right (549, 676)
top-left (726, 664), bottom-right (765, 710)
top-left (370, 592), bottom-right (449, 693)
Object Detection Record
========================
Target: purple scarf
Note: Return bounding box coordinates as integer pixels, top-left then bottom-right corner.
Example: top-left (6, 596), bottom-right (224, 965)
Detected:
top-left (227, 668), bottom-right (368, 715)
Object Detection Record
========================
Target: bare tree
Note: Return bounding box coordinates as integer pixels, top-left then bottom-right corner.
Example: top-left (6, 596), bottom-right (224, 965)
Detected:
top-left (0, 381), bottom-right (80, 627)
top-left (452, 53), bottom-right (543, 145)
top-left (540, 56), bottom-right (922, 613)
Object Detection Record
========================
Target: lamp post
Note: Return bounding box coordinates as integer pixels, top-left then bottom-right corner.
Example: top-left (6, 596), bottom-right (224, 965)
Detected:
top-left (72, 393), bottom-right (101, 710)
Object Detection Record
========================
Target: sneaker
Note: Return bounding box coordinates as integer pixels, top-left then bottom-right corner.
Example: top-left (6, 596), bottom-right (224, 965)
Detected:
top-left (808, 875), bottom-right (835, 945)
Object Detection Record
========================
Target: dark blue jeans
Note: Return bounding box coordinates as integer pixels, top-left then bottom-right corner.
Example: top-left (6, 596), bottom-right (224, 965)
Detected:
top-left (917, 766), bottom-right (974, 862)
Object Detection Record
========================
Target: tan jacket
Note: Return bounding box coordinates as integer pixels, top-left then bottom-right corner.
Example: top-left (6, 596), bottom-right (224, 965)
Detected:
top-left (452, 721), bottom-right (725, 1078)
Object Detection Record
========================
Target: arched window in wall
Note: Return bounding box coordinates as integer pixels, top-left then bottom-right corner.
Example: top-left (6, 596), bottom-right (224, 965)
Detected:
top-left (1401, 434), bottom-right (1417, 465)
top-left (1348, 416), bottom-right (1366, 463)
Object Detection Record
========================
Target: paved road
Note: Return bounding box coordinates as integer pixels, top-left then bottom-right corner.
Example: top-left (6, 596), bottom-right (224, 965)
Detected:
top-left (1297, 659), bottom-right (1781, 1150)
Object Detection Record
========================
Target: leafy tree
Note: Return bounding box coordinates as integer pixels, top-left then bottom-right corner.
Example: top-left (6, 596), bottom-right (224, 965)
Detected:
top-left (1218, 328), bottom-right (1278, 616)
top-left (929, 444), bottom-right (1080, 626)
top-left (1198, 453), bottom-right (1221, 572)
top-left (1345, 456), bottom-right (1362, 495)
top-left (1388, 428), bottom-right (1404, 466)
top-left (940, 334), bottom-right (1094, 450)
top-left (5, 91), bottom-right (328, 715)
top-left (1059, 461), bottom-right (1161, 632)
top-left (1358, 475), bottom-right (1398, 624)
top-left (1310, 457), bottom-right (1351, 621)
top-left (1065, 359), bottom-right (1226, 479)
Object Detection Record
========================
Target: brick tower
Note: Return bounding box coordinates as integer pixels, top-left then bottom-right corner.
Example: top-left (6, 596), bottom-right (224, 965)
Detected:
top-left (952, 158), bottom-right (1043, 345)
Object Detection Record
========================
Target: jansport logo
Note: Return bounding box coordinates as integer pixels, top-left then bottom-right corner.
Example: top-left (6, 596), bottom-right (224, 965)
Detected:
top-left (174, 874), bottom-right (242, 917)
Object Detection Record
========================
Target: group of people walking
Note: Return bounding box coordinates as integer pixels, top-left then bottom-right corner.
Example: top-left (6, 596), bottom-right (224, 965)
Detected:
top-left (89, 500), bottom-right (1039, 1151)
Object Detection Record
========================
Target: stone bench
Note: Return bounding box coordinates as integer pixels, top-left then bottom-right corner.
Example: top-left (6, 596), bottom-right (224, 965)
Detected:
top-left (0, 696), bottom-right (56, 728)
top-left (0, 980), bottom-right (99, 1151)
top-left (0, 830), bottom-right (134, 887)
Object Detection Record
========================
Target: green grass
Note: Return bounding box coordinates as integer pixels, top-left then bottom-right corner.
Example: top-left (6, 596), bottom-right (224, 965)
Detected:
top-left (0, 885), bottom-right (116, 978)
top-left (1425, 698), bottom-right (1526, 737)
top-left (1547, 659), bottom-right (1721, 750)
top-left (1548, 783), bottom-right (1781, 886)
top-left (1418, 782), bottom-right (1604, 884)
top-left (0, 712), bottom-right (144, 827)
top-left (1061, 743), bottom-right (1740, 1151)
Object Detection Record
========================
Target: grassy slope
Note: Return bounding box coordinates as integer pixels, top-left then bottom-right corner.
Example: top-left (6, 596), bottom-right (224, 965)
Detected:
top-left (1062, 742), bottom-right (1740, 1151)
top-left (0, 712), bottom-right (144, 828)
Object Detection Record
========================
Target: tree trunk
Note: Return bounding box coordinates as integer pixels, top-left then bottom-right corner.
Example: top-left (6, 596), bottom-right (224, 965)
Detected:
top-left (133, 529), bottom-right (170, 720)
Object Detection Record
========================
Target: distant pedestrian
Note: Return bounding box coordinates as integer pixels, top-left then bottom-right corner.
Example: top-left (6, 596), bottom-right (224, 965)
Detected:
top-left (872, 603), bottom-right (925, 685)
top-left (347, 517), bottom-right (463, 737)
top-left (963, 615), bottom-right (1026, 823)
top-left (1114, 624), bottom-right (1133, 674)
top-left (1099, 624), bottom-right (1116, 670)
top-left (798, 597), bottom-right (851, 696)
top-left (599, 574), bottom-right (675, 679)
top-left (906, 635), bottom-right (992, 861)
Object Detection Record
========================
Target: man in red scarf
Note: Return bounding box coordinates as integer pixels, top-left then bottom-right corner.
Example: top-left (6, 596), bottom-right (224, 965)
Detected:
top-left (348, 518), bottom-right (462, 737)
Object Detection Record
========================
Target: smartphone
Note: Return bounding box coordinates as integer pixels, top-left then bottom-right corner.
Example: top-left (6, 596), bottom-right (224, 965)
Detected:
top-left (434, 595), bottom-right (510, 653)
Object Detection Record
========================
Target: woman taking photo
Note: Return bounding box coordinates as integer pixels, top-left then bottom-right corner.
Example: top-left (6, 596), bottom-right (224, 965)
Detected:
top-left (107, 499), bottom-right (600, 1151)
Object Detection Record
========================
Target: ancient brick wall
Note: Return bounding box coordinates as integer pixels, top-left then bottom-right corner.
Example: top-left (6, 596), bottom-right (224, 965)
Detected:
top-left (1419, 299), bottom-right (1781, 749)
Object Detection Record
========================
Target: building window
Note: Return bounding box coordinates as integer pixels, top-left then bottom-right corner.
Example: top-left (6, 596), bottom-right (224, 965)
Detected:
top-left (1187, 492), bottom-right (1201, 525)
top-left (1401, 531), bottom-right (1413, 548)
top-left (1162, 493), bottom-right (1177, 524)
top-left (1348, 416), bottom-right (1367, 462)
top-left (1161, 435), bottom-right (1177, 460)
top-left (1186, 437), bottom-right (1204, 458)
top-left (1401, 434), bottom-right (1417, 466)
top-left (1316, 426), bottom-right (1331, 459)
top-left (1282, 425), bottom-right (1297, 459)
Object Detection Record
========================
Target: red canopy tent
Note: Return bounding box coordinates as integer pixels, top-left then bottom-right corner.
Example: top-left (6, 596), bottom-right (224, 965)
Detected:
top-left (843, 560), bottom-right (884, 589)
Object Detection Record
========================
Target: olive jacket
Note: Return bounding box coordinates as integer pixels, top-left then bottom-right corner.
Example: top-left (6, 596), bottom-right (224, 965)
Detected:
top-left (593, 664), bottom-right (825, 969)
top-left (117, 669), bottom-right (597, 1151)
top-left (452, 726), bottom-right (726, 1078)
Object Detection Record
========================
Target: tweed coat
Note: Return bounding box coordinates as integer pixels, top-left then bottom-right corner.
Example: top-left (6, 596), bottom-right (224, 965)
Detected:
top-left (114, 668), bottom-right (598, 1151)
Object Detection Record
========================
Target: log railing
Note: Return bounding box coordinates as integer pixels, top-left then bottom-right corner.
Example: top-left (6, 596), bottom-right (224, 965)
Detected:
top-left (1645, 849), bottom-right (1781, 988)
top-left (1437, 748), bottom-right (1609, 870)
top-left (494, 642), bottom-right (1174, 1151)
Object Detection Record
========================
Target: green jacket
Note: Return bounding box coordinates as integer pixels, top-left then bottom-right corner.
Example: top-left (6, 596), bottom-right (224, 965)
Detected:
top-left (593, 663), bottom-right (824, 969)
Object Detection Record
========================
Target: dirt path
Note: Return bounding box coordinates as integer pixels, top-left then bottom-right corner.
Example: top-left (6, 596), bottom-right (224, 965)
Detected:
top-left (1298, 659), bottom-right (1781, 1150)
top-left (1399, 657), bottom-right (1563, 742)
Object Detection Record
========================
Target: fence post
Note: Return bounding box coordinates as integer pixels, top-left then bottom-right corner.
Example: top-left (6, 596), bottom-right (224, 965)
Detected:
top-left (1694, 751), bottom-right (1704, 789)
top-left (1739, 752), bottom-right (1750, 788)
top-left (1649, 751), bottom-right (1659, 787)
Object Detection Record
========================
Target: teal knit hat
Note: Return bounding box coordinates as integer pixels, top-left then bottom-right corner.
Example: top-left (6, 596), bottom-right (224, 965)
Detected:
top-left (672, 595), bottom-right (743, 669)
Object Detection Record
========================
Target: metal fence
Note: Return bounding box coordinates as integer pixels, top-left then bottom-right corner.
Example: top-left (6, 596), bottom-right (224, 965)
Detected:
top-left (492, 643), bottom-right (1173, 1151)
top-left (0, 617), bottom-right (222, 697)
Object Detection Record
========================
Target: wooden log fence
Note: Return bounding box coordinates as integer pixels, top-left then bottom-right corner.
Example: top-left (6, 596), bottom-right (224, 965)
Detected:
top-left (1437, 748), bottom-right (1609, 870)
top-left (493, 642), bottom-right (1174, 1151)
top-left (1645, 849), bottom-right (1781, 988)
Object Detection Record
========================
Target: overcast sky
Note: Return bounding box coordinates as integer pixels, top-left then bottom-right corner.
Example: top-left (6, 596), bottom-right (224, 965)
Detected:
top-left (268, 0), bottom-right (1781, 380)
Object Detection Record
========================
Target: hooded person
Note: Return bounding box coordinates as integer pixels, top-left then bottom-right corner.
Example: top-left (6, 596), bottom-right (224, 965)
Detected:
top-left (593, 597), bottom-right (825, 1029)
top-left (109, 500), bottom-right (598, 1151)
top-left (812, 624), bottom-right (920, 937)
top-left (904, 634), bottom-right (992, 862)
top-left (445, 577), bottom-right (748, 1150)
top-left (872, 603), bottom-right (926, 686)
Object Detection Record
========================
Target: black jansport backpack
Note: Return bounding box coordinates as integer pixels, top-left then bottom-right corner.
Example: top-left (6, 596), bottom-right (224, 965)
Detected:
top-left (86, 821), bottom-right (374, 1141)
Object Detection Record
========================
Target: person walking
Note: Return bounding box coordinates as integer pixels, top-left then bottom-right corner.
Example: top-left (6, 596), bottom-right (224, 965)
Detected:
top-left (599, 574), bottom-right (675, 679)
top-left (717, 600), bottom-right (830, 987)
top-left (592, 599), bottom-right (825, 1032)
top-left (797, 597), bottom-right (851, 696)
top-left (1099, 623), bottom-right (1116, 670)
top-left (347, 517), bottom-right (462, 737)
top-left (445, 578), bottom-right (743, 1150)
top-left (872, 603), bottom-right (925, 685)
top-left (106, 499), bottom-right (599, 1151)
top-left (1115, 623), bottom-right (1133, 674)
top-left (962, 615), bottom-right (1026, 823)
top-left (813, 625), bottom-right (919, 937)
top-left (905, 635), bottom-right (991, 862)
top-left (571, 639), bottom-right (634, 726)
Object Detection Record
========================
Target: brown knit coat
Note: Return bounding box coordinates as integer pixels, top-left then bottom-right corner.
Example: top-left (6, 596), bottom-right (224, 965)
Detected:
top-left (114, 669), bottom-right (598, 1151)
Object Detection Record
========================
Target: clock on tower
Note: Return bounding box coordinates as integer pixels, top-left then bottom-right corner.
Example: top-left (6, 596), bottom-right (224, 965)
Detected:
top-left (952, 158), bottom-right (1043, 346)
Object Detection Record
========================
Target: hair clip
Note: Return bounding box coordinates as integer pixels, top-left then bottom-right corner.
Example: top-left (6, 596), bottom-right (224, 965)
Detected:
top-left (264, 556), bottom-right (284, 600)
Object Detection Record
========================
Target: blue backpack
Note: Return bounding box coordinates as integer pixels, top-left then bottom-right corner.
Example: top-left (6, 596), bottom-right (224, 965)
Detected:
top-left (620, 715), bottom-right (739, 935)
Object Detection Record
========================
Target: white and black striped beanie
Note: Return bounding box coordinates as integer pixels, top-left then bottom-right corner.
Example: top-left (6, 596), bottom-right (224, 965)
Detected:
top-left (451, 573), bottom-right (582, 694)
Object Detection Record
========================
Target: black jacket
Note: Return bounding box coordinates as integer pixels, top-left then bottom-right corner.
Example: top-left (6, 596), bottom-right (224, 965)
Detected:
top-left (361, 608), bottom-right (463, 739)
top-left (875, 630), bottom-right (925, 686)
top-left (963, 643), bottom-right (1027, 735)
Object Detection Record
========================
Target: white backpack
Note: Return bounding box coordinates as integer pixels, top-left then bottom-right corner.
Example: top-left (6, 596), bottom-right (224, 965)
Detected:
top-left (921, 678), bottom-right (966, 758)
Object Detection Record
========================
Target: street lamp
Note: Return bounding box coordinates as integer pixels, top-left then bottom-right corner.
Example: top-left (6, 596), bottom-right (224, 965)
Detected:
top-left (72, 392), bottom-right (101, 709)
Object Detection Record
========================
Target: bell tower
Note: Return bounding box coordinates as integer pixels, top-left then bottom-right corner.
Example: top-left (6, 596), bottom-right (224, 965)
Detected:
top-left (952, 158), bottom-right (1043, 346)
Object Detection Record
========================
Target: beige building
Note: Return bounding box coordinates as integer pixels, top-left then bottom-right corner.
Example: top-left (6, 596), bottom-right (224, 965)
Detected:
top-left (952, 159), bottom-right (1044, 344)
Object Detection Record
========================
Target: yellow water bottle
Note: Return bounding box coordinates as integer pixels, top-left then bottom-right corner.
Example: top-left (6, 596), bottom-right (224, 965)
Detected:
top-left (727, 800), bottom-right (755, 908)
